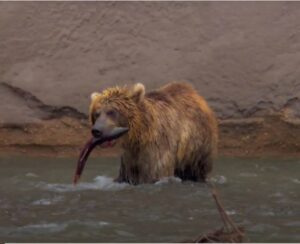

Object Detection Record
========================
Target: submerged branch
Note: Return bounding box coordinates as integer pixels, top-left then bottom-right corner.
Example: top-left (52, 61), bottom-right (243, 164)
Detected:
top-left (183, 181), bottom-right (245, 243)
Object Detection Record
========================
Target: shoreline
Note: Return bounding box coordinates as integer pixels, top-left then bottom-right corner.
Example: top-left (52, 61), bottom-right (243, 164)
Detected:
top-left (1, 146), bottom-right (300, 159)
top-left (0, 115), bottom-right (300, 158)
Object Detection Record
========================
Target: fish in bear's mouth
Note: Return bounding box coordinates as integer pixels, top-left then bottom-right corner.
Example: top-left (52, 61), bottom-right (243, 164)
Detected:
top-left (73, 127), bottom-right (129, 185)
top-left (100, 140), bottom-right (117, 148)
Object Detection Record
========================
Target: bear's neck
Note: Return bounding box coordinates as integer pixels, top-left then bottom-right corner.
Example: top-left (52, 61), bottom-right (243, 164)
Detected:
top-left (123, 100), bottom-right (154, 152)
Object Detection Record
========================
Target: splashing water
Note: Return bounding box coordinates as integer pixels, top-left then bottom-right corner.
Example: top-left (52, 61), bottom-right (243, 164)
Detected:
top-left (37, 176), bottom-right (129, 192)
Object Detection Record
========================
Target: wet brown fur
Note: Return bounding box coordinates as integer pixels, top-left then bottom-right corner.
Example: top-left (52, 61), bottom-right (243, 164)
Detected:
top-left (90, 82), bottom-right (218, 184)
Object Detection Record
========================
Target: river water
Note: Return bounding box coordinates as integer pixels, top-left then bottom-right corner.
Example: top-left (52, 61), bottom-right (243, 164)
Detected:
top-left (0, 155), bottom-right (299, 242)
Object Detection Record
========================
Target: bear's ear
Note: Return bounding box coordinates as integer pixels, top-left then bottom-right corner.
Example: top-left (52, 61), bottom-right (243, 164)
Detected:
top-left (90, 92), bottom-right (100, 101)
top-left (130, 83), bottom-right (145, 103)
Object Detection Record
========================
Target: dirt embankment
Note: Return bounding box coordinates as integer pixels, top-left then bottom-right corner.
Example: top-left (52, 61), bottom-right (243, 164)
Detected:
top-left (1, 115), bottom-right (300, 158)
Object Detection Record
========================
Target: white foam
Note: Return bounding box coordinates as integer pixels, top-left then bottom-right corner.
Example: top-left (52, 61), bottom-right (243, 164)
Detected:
top-left (154, 176), bottom-right (182, 185)
top-left (225, 210), bottom-right (237, 215)
top-left (19, 223), bottom-right (67, 233)
top-left (25, 172), bottom-right (39, 178)
top-left (292, 178), bottom-right (300, 184)
top-left (38, 176), bottom-right (129, 192)
top-left (32, 199), bottom-right (52, 205)
top-left (211, 175), bottom-right (227, 184)
top-left (261, 211), bottom-right (276, 216)
top-left (81, 221), bottom-right (110, 227)
top-left (32, 196), bottom-right (64, 206)
top-left (67, 220), bottom-right (110, 228)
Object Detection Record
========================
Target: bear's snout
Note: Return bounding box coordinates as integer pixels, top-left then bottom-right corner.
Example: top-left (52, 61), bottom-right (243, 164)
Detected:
top-left (91, 128), bottom-right (103, 138)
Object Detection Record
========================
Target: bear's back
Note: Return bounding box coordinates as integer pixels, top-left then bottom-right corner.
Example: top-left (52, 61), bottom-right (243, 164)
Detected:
top-left (145, 82), bottom-right (196, 103)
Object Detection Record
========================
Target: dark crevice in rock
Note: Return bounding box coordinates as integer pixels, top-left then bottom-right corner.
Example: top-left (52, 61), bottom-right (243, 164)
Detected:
top-left (284, 96), bottom-right (300, 108)
top-left (0, 123), bottom-right (30, 130)
top-left (0, 82), bottom-right (88, 120)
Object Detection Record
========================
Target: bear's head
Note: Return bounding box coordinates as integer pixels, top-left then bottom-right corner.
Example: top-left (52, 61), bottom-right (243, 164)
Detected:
top-left (88, 83), bottom-right (145, 147)
top-left (73, 83), bottom-right (146, 184)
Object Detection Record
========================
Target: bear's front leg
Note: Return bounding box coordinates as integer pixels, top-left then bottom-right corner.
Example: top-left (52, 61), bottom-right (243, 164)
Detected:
top-left (114, 157), bottom-right (128, 183)
top-left (114, 156), bottom-right (140, 184)
top-left (136, 151), bottom-right (175, 183)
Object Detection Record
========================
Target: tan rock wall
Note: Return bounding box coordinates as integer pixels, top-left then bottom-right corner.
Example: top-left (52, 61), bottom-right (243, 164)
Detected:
top-left (1, 2), bottom-right (300, 123)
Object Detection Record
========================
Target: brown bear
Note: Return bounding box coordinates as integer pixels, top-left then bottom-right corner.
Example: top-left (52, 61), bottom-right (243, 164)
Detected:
top-left (76, 82), bottom-right (218, 185)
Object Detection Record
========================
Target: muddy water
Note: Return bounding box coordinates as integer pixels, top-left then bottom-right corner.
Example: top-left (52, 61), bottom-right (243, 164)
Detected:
top-left (0, 156), bottom-right (299, 243)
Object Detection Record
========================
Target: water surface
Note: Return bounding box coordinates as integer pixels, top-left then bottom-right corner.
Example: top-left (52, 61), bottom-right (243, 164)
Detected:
top-left (0, 156), bottom-right (299, 242)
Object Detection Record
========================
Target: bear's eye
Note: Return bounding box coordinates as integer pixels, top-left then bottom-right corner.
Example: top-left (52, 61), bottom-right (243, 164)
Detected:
top-left (94, 111), bottom-right (101, 118)
top-left (106, 110), bottom-right (117, 118)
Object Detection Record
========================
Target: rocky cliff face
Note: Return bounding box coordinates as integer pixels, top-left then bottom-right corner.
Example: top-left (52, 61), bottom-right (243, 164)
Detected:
top-left (1, 2), bottom-right (300, 124)
top-left (1, 2), bottom-right (300, 156)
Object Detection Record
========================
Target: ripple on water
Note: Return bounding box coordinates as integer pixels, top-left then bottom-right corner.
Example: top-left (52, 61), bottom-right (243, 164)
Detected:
top-left (261, 211), bottom-right (276, 216)
top-left (249, 223), bottom-right (280, 233)
top-left (115, 230), bottom-right (136, 238)
top-left (0, 223), bottom-right (67, 236)
top-left (269, 192), bottom-right (284, 198)
top-left (284, 221), bottom-right (300, 227)
top-left (21, 223), bottom-right (67, 233)
top-left (0, 220), bottom-right (110, 236)
top-left (239, 172), bottom-right (258, 177)
top-left (36, 176), bottom-right (129, 192)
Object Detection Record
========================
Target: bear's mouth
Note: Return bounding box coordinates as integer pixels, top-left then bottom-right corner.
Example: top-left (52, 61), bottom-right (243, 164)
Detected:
top-left (99, 139), bottom-right (117, 148)
top-left (73, 127), bottom-right (129, 185)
